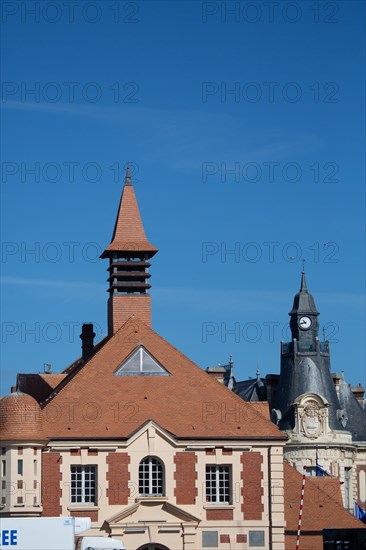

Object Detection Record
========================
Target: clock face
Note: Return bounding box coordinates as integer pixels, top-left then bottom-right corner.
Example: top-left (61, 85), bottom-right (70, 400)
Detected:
top-left (298, 316), bottom-right (312, 330)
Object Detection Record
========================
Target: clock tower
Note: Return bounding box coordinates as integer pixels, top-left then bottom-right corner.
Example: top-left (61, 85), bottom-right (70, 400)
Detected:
top-left (272, 270), bottom-right (347, 436)
top-left (289, 270), bottom-right (319, 350)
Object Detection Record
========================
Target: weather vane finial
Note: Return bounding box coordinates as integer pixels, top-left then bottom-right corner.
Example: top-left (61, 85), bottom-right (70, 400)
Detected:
top-left (124, 162), bottom-right (132, 186)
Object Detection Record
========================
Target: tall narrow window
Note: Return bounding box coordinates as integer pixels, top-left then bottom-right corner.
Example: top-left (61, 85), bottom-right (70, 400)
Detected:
top-left (1, 460), bottom-right (6, 477)
top-left (17, 460), bottom-right (23, 476)
top-left (344, 467), bottom-right (352, 510)
top-left (138, 457), bottom-right (164, 496)
top-left (70, 466), bottom-right (97, 504)
top-left (205, 465), bottom-right (231, 504)
top-left (359, 470), bottom-right (366, 502)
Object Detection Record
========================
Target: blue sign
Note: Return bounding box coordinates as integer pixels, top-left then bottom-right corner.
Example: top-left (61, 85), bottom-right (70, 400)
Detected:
top-left (1, 530), bottom-right (18, 546)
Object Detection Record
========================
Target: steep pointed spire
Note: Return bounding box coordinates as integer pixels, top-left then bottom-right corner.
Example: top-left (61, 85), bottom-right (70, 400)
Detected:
top-left (300, 260), bottom-right (308, 291)
top-left (227, 354), bottom-right (235, 390)
top-left (101, 166), bottom-right (157, 258)
top-left (300, 270), bottom-right (307, 291)
top-left (289, 268), bottom-right (319, 315)
top-left (101, 165), bottom-right (158, 333)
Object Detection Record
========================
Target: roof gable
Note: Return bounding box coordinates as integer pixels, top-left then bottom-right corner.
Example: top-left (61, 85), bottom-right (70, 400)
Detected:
top-left (107, 499), bottom-right (200, 526)
top-left (42, 317), bottom-right (285, 441)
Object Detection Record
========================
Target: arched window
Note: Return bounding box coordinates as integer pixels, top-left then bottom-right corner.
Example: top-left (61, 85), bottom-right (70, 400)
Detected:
top-left (139, 457), bottom-right (164, 496)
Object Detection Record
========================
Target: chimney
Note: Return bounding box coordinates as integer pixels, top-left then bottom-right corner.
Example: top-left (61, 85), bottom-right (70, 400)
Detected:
top-left (351, 383), bottom-right (365, 408)
top-left (205, 366), bottom-right (226, 384)
top-left (80, 323), bottom-right (95, 361)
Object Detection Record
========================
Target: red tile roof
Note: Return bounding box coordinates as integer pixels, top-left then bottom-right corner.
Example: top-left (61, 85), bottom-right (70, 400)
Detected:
top-left (101, 182), bottom-right (157, 257)
top-left (284, 461), bottom-right (365, 549)
top-left (0, 392), bottom-right (46, 441)
top-left (41, 317), bottom-right (286, 440)
top-left (16, 373), bottom-right (66, 403)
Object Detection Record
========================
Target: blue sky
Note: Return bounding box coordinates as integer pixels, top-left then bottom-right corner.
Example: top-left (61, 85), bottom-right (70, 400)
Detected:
top-left (1, 1), bottom-right (365, 396)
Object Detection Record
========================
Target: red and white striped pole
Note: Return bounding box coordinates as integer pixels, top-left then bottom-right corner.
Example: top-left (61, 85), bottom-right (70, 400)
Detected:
top-left (295, 465), bottom-right (307, 549)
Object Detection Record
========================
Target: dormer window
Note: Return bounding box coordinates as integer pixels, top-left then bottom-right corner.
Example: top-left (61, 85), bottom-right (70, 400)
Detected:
top-left (114, 346), bottom-right (170, 376)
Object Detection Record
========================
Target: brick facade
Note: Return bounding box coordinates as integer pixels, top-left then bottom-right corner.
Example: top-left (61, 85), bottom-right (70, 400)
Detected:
top-left (108, 294), bottom-right (151, 334)
top-left (241, 452), bottom-right (264, 520)
top-left (106, 452), bottom-right (130, 505)
top-left (174, 452), bottom-right (197, 505)
top-left (206, 508), bottom-right (234, 520)
top-left (41, 452), bottom-right (62, 516)
top-left (73, 510), bottom-right (98, 521)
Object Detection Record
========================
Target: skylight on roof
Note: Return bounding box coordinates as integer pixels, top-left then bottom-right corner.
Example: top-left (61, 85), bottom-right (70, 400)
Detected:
top-left (114, 347), bottom-right (170, 376)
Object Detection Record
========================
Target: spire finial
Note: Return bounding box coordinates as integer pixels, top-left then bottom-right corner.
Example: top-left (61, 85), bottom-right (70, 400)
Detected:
top-left (124, 163), bottom-right (132, 186)
top-left (300, 260), bottom-right (307, 291)
top-left (227, 354), bottom-right (234, 390)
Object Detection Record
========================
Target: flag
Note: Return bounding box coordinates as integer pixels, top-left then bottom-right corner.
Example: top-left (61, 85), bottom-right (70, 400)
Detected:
top-left (315, 448), bottom-right (332, 477)
top-left (315, 463), bottom-right (332, 476)
top-left (354, 502), bottom-right (366, 524)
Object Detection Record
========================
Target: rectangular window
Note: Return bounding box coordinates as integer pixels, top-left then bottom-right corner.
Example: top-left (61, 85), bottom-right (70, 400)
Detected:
top-left (17, 459), bottom-right (23, 476)
top-left (249, 530), bottom-right (265, 547)
top-left (2, 460), bottom-right (6, 477)
top-left (71, 466), bottom-right (97, 504)
top-left (33, 459), bottom-right (37, 477)
top-left (202, 531), bottom-right (218, 548)
top-left (205, 465), bottom-right (231, 504)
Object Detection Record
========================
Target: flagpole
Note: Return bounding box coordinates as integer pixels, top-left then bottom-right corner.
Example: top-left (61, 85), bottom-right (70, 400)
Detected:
top-left (316, 446), bottom-right (318, 476)
top-left (295, 465), bottom-right (307, 550)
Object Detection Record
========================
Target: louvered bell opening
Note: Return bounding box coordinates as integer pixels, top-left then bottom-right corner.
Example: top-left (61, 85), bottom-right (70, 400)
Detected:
top-left (107, 254), bottom-right (151, 295)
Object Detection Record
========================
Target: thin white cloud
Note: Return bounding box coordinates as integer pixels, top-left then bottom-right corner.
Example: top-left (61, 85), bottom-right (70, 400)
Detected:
top-left (154, 286), bottom-right (365, 313)
top-left (2, 101), bottom-right (323, 170)
top-left (1, 276), bottom-right (103, 291)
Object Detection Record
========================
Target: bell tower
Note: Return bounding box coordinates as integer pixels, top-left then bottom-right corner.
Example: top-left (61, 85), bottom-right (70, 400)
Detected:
top-left (289, 268), bottom-right (319, 351)
top-left (273, 269), bottom-right (345, 434)
top-left (101, 166), bottom-right (158, 335)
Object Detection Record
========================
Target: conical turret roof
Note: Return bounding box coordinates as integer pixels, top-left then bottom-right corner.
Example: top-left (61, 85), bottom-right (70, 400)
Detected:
top-left (101, 166), bottom-right (158, 258)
